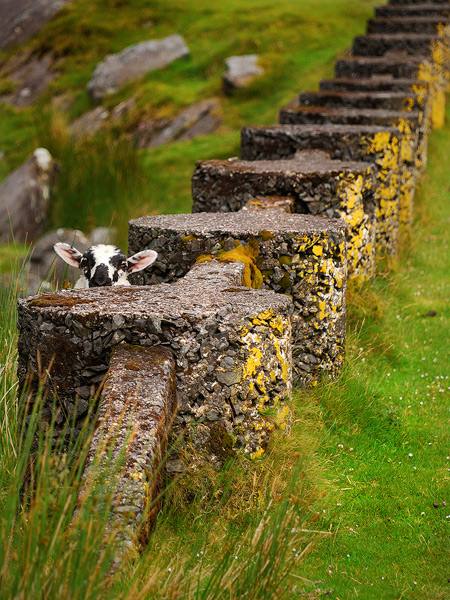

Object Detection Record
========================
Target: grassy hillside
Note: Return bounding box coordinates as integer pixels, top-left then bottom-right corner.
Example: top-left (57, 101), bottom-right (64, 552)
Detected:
top-left (4, 1), bottom-right (450, 599)
top-left (0, 0), bottom-right (377, 248)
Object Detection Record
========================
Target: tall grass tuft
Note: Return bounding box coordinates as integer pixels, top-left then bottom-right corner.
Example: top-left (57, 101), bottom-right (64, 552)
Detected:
top-left (34, 109), bottom-right (149, 249)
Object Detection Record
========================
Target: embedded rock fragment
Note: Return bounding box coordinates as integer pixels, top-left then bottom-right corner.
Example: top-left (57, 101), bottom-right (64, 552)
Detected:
top-left (0, 148), bottom-right (58, 244)
top-left (128, 210), bottom-right (347, 386)
top-left (0, 53), bottom-right (59, 108)
top-left (222, 55), bottom-right (264, 95)
top-left (240, 124), bottom-right (402, 256)
top-left (17, 261), bottom-right (293, 458)
top-left (87, 35), bottom-right (190, 103)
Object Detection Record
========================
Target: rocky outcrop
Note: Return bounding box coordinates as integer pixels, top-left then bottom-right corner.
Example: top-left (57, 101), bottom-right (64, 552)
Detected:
top-left (0, 0), bottom-right (69, 51)
top-left (87, 35), bottom-right (190, 103)
top-left (0, 149), bottom-right (58, 245)
top-left (0, 53), bottom-right (59, 108)
top-left (135, 99), bottom-right (221, 148)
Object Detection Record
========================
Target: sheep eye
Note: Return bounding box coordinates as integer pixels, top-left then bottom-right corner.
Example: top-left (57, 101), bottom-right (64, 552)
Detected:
top-left (120, 261), bottom-right (128, 271)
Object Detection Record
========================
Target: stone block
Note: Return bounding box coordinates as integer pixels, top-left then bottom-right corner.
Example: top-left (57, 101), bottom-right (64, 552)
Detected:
top-left (278, 107), bottom-right (421, 227)
top-left (17, 261), bottom-right (293, 458)
top-left (128, 211), bottom-right (347, 388)
top-left (367, 17), bottom-right (450, 35)
top-left (80, 345), bottom-right (176, 547)
top-left (189, 153), bottom-right (373, 278)
top-left (376, 5), bottom-right (450, 18)
top-left (334, 55), bottom-right (445, 128)
top-left (298, 90), bottom-right (424, 114)
top-left (240, 124), bottom-right (403, 256)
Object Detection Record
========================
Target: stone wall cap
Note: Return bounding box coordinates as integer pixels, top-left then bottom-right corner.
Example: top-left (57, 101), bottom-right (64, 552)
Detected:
top-left (243, 123), bottom-right (400, 135)
top-left (130, 210), bottom-right (348, 237)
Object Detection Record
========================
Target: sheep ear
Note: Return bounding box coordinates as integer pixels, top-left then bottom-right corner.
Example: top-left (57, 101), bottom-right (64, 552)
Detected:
top-left (127, 250), bottom-right (158, 273)
top-left (54, 243), bottom-right (83, 268)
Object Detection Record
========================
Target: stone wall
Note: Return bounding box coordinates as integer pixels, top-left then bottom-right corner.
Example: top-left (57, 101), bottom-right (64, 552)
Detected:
top-left (16, 0), bottom-right (450, 551)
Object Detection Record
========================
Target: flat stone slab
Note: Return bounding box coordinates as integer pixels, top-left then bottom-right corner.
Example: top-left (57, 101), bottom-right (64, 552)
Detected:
top-left (80, 345), bottom-right (176, 549)
top-left (189, 153), bottom-right (374, 278)
top-left (87, 34), bottom-right (190, 103)
top-left (319, 77), bottom-right (430, 96)
top-left (241, 196), bottom-right (295, 213)
top-left (128, 210), bottom-right (347, 387)
top-left (17, 261), bottom-right (293, 458)
top-left (240, 124), bottom-right (403, 255)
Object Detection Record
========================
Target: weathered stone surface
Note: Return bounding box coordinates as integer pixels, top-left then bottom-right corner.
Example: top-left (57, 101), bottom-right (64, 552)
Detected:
top-left (17, 261), bottom-right (293, 458)
top-left (278, 107), bottom-right (422, 226)
top-left (240, 124), bottom-right (403, 256)
top-left (80, 345), bottom-right (176, 548)
top-left (376, 5), bottom-right (450, 18)
top-left (319, 77), bottom-right (430, 96)
top-left (352, 33), bottom-right (446, 57)
top-left (135, 99), bottom-right (221, 148)
top-left (298, 90), bottom-right (424, 114)
top-left (0, 0), bottom-right (69, 50)
top-left (222, 55), bottom-right (264, 95)
top-left (190, 153), bottom-right (374, 278)
top-left (128, 210), bottom-right (348, 386)
top-left (334, 54), bottom-right (445, 129)
top-left (367, 17), bottom-right (450, 34)
top-left (0, 53), bottom-right (59, 108)
top-left (87, 35), bottom-right (190, 103)
top-left (69, 98), bottom-right (136, 139)
top-left (0, 149), bottom-right (58, 244)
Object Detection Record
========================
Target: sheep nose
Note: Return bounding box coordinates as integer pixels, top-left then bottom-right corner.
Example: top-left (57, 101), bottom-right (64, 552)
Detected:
top-left (89, 265), bottom-right (111, 287)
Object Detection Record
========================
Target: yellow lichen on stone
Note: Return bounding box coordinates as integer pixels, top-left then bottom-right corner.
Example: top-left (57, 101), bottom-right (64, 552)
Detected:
top-left (196, 241), bottom-right (263, 288)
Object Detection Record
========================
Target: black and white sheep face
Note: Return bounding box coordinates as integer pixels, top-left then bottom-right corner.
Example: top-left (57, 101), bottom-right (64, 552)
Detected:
top-left (54, 243), bottom-right (157, 288)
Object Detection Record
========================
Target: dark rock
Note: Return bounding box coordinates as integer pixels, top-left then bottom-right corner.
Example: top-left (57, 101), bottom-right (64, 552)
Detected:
top-left (87, 34), bottom-right (190, 103)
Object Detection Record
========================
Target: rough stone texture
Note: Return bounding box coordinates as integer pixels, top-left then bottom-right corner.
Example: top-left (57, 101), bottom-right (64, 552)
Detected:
top-left (128, 211), bottom-right (347, 387)
top-left (189, 153), bottom-right (374, 278)
top-left (80, 345), bottom-right (176, 548)
top-left (352, 33), bottom-right (446, 58)
top-left (0, 53), bottom-right (59, 108)
top-left (222, 55), bottom-right (264, 95)
top-left (334, 55), bottom-right (446, 128)
top-left (376, 5), bottom-right (450, 18)
top-left (69, 98), bottom-right (136, 139)
top-left (134, 99), bottom-right (221, 148)
top-left (0, 149), bottom-right (58, 244)
top-left (240, 124), bottom-right (403, 256)
top-left (86, 34), bottom-right (190, 103)
top-left (17, 261), bottom-right (293, 459)
top-left (0, 0), bottom-right (69, 50)
top-left (278, 107), bottom-right (422, 227)
top-left (367, 17), bottom-right (450, 34)
top-left (298, 90), bottom-right (424, 114)
top-left (389, 0), bottom-right (450, 4)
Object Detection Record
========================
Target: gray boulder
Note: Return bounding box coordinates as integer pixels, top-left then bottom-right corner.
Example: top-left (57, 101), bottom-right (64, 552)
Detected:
top-left (0, 148), bottom-right (58, 245)
top-left (0, 0), bottom-right (70, 50)
top-left (87, 34), bottom-right (190, 103)
top-left (222, 55), bottom-right (264, 95)
top-left (1, 53), bottom-right (58, 108)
